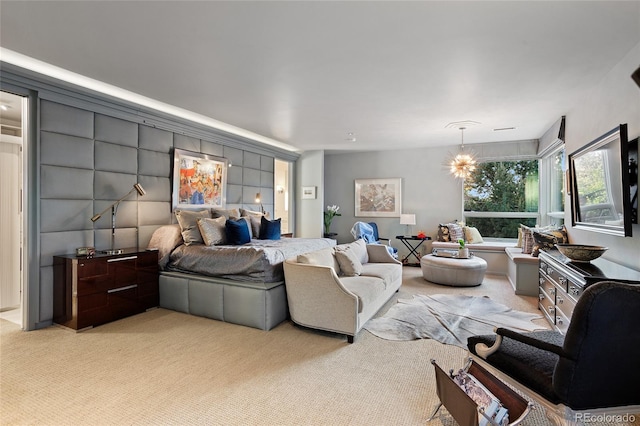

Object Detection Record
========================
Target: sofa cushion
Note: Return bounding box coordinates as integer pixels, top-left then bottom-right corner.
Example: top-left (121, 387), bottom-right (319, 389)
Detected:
top-left (175, 209), bottom-right (210, 246)
top-left (297, 247), bottom-right (340, 272)
top-left (335, 239), bottom-right (369, 264)
top-left (197, 216), bottom-right (227, 246)
top-left (341, 276), bottom-right (386, 313)
top-left (335, 246), bottom-right (363, 276)
top-left (361, 263), bottom-right (401, 288)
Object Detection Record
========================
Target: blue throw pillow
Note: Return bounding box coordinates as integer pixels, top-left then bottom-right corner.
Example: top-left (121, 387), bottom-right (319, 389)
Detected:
top-left (225, 218), bottom-right (251, 245)
top-left (259, 216), bottom-right (281, 240)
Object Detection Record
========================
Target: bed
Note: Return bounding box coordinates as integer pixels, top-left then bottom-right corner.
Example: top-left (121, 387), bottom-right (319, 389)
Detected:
top-left (148, 224), bottom-right (336, 330)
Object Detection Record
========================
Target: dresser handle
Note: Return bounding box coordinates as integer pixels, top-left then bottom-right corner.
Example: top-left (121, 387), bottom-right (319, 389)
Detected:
top-left (108, 284), bottom-right (138, 293)
top-left (539, 294), bottom-right (545, 301)
top-left (549, 288), bottom-right (556, 295)
top-left (548, 306), bottom-right (555, 314)
top-left (569, 286), bottom-right (580, 296)
top-left (557, 297), bottom-right (564, 304)
top-left (559, 277), bottom-right (567, 286)
top-left (107, 256), bottom-right (138, 263)
top-left (556, 317), bottom-right (563, 325)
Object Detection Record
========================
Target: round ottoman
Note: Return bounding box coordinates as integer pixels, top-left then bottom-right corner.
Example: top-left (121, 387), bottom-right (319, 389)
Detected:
top-left (420, 254), bottom-right (487, 287)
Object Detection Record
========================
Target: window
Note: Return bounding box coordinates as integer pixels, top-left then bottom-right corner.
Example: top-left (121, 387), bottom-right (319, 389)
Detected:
top-left (463, 160), bottom-right (539, 239)
top-left (540, 145), bottom-right (566, 226)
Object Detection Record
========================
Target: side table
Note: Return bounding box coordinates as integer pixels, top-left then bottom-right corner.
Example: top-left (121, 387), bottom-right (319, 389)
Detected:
top-left (396, 235), bottom-right (432, 266)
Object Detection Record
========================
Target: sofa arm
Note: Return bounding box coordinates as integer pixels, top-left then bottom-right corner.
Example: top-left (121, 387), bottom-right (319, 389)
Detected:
top-left (283, 259), bottom-right (360, 335)
top-left (366, 244), bottom-right (402, 264)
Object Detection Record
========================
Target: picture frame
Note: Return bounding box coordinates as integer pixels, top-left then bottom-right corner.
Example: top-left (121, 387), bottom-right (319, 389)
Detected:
top-left (354, 178), bottom-right (402, 217)
top-left (172, 148), bottom-right (228, 209)
top-left (302, 186), bottom-right (317, 199)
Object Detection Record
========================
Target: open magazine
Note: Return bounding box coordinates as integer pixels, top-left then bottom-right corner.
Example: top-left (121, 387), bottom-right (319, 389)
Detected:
top-left (452, 369), bottom-right (509, 426)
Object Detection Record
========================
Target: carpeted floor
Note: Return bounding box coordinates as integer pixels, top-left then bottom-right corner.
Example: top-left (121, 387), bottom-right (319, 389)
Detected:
top-left (1, 268), bottom-right (637, 426)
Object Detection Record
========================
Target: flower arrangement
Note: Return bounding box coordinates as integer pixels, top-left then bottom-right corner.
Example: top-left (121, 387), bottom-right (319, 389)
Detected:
top-left (458, 239), bottom-right (465, 249)
top-left (324, 205), bottom-right (341, 234)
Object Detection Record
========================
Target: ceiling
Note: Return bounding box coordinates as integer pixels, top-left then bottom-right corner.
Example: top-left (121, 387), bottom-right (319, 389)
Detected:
top-left (1, 1), bottom-right (639, 153)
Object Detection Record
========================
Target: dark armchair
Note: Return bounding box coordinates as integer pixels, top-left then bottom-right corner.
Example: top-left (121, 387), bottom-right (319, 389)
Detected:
top-left (467, 281), bottom-right (640, 424)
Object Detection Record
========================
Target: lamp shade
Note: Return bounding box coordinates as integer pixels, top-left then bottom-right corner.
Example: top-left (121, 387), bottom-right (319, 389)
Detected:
top-left (399, 214), bottom-right (416, 225)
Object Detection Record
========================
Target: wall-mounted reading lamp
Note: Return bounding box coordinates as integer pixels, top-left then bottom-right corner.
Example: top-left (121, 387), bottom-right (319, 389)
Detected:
top-left (255, 192), bottom-right (265, 215)
top-left (91, 183), bottom-right (146, 255)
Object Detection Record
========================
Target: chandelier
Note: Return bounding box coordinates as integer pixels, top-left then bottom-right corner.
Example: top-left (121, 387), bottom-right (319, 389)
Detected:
top-left (449, 126), bottom-right (477, 179)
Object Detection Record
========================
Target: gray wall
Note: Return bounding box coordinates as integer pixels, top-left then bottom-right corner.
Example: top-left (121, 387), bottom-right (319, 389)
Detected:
top-left (564, 41), bottom-right (640, 269)
top-left (35, 98), bottom-right (285, 327)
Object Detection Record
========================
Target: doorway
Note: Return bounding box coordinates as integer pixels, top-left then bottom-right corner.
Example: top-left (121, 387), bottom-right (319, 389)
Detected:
top-left (0, 91), bottom-right (25, 327)
top-left (274, 159), bottom-right (292, 235)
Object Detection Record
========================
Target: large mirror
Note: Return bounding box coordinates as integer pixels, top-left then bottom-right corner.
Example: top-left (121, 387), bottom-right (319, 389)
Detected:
top-left (569, 124), bottom-right (632, 237)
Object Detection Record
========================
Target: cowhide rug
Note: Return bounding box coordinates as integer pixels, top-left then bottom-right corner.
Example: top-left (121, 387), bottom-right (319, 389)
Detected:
top-left (364, 294), bottom-right (544, 348)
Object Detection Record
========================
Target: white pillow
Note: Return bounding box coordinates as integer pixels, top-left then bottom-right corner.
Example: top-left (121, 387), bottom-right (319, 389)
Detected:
top-left (464, 226), bottom-right (484, 244)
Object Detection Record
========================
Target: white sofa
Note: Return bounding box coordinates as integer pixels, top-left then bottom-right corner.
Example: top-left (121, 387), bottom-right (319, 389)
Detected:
top-left (283, 239), bottom-right (402, 343)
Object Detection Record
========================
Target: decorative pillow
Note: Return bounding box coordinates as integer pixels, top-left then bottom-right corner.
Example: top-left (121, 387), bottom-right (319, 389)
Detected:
top-left (521, 225), bottom-right (536, 254)
top-left (334, 246), bottom-right (363, 277)
top-left (531, 225), bottom-right (569, 257)
top-left (297, 248), bottom-right (339, 271)
top-left (249, 215), bottom-right (262, 237)
top-left (211, 208), bottom-right (239, 220)
top-left (515, 226), bottom-right (524, 248)
top-left (175, 209), bottom-right (210, 246)
top-left (225, 218), bottom-right (251, 245)
top-left (437, 224), bottom-right (451, 242)
top-left (447, 222), bottom-right (465, 242)
top-left (240, 208), bottom-right (264, 218)
top-left (259, 216), bottom-right (281, 240)
top-left (464, 226), bottom-right (484, 244)
top-left (197, 216), bottom-right (227, 246)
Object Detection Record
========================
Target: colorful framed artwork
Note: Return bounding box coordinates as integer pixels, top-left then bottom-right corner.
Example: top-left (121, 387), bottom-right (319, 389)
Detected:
top-left (172, 149), bottom-right (228, 209)
top-left (354, 178), bottom-right (402, 217)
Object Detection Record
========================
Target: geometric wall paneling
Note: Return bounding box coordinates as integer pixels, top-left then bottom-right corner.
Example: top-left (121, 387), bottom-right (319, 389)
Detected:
top-left (40, 199), bottom-right (94, 232)
top-left (138, 149), bottom-right (171, 177)
top-left (138, 201), bottom-right (172, 226)
top-left (173, 133), bottom-right (201, 152)
top-left (139, 124), bottom-right (173, 153)
top-left (226, 184), bottom-right (243, 205)
top-left (93, 170), bottom-right (138, 200)
top-left (223, 146), bottom-right (244, 168)
top-left (261, 171), bottom-right (274, 188)
top-left (138, 175), bottom-right (171, 202)
top-left (40, 100), bottom-right (94, 138)
top-left (243, 167), bottom-right (261, 187)
top-left (201, 140), bottom-right (224, 157)
top-left (91, 200), bottom-right (138, 229)
top-left (95, 113), bottom-right (138, 147)
top-left (138, 224), bottom-right (163, 249)
top-left (242, 186), bottom-right (262, 205)
top-left (227, 165), bottom-right (243, 185)
top-left (39, 267), bottom-right (54, 320)
top-left (244, 151), bottom-right (261, 170)
top-left (94, 141), bottom-right (138, 174)
top-left (40, 131), bottom-right (94, 168)
top-left (94, 228), bottom-right (138, 254)
top-left (40, 230), bottom-right (94, 267)
top-left (261, 155), bottom-right (274, 172)
top-left (40, 165), bottom-right (94, 199)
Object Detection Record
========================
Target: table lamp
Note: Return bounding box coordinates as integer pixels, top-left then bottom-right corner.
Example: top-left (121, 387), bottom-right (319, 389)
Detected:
top-left (400, 214), bottom-right (416, 237)
top-left (91, 183), bottom-right (146, 255)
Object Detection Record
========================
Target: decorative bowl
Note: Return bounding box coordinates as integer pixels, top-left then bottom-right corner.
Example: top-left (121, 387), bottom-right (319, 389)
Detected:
top-left (555, 244), bottom-right (608, 262)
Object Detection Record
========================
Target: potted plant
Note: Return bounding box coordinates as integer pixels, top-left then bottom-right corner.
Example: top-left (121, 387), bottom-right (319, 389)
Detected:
top-left (458, 239), bottom-right (469, 259)
top-left (324, 205), bottom-right (341, 237)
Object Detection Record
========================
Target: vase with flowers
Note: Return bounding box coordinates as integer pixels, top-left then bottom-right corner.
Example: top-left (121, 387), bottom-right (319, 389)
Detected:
top-left (324, 205), bottom-right (341, 236)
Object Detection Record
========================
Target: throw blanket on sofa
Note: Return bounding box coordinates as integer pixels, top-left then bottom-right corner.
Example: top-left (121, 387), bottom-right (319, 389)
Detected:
top-left (364, 294), bottom-right (544, 348)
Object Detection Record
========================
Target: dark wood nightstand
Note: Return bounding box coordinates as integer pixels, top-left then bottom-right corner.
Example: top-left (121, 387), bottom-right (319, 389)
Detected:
top-left (53, 248), bottom-right (159, 331)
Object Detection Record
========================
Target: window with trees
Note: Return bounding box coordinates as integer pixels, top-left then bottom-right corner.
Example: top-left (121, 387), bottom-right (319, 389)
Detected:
top-left (463, 160), bottom-right (539, 239)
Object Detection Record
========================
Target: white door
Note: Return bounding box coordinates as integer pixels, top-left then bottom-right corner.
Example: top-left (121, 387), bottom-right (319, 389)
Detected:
top-left (0, 91), bottom-right (24, 326)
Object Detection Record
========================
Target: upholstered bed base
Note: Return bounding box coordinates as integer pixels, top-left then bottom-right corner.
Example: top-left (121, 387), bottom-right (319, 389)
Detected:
top-left (159, 271), bottom-right (288, 331)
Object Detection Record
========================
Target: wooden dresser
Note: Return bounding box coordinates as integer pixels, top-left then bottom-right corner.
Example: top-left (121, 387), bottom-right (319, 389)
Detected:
top-left (53, 248), bottom-right (159, 330)
top-left (538, 250), bottom-right (640, 334)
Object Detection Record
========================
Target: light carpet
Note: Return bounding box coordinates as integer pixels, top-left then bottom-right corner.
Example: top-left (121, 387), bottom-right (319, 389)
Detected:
top-left (364, 294), bottom-right (544, 347)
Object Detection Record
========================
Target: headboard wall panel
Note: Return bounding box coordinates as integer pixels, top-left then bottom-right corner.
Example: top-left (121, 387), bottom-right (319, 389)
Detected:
top-left (34, 98), bottom-right (289, 325)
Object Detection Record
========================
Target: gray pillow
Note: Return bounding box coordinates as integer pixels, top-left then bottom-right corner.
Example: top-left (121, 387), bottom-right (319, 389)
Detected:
top-left (211, 208), bottom-right (239, 220)
top-left (175, 209), bottom-right (210, 246)
top-left (197, 216), bottom-right (227, 245)
top-left (335, 246), bottom-right (363, 276)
